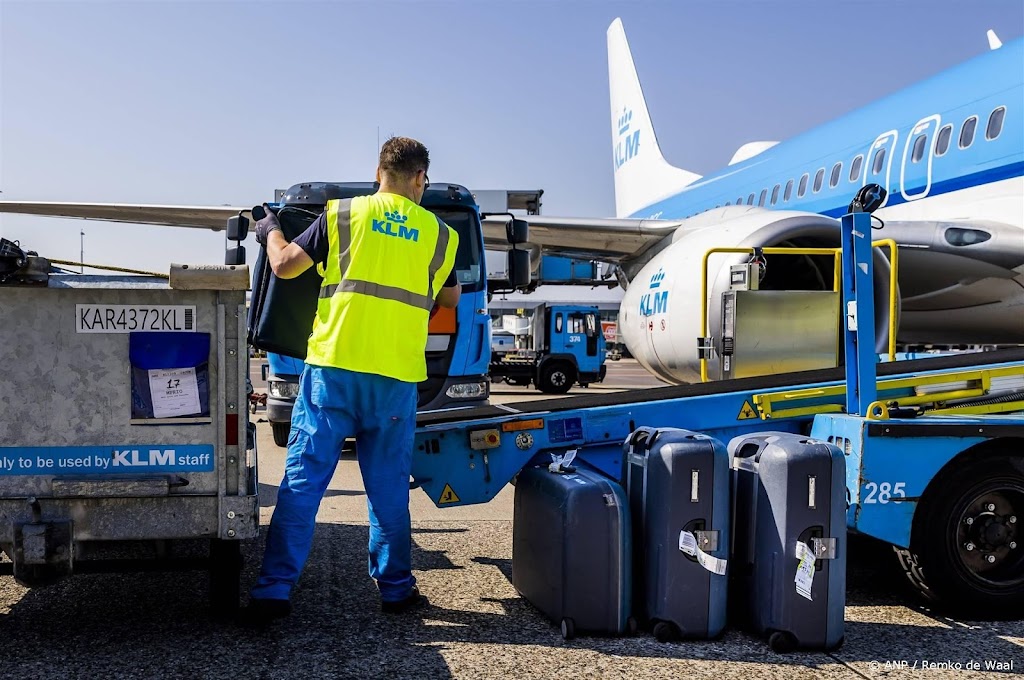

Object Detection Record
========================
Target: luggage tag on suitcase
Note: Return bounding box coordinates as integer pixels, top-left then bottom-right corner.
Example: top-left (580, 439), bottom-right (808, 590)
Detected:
top-left (548, 448), bottom-right (578, 474)
top-left (679, 529), bottom-right (728, 576)
top-left (794, 541), bottom-right (816, 600)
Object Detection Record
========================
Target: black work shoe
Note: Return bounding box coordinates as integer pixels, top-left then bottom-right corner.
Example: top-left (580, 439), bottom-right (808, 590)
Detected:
top-left (237, 598), bottom-right (292, 627)
top-left (381, 586), bottom-right (428, 614)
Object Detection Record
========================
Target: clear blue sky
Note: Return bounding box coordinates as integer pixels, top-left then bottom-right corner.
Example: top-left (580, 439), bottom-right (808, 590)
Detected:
top-left (2, 0), bottom-right (1022, 273)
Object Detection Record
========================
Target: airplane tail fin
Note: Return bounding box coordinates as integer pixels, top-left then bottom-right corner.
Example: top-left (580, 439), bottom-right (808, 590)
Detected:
top-left (607, 18), bottom-right (701, 218)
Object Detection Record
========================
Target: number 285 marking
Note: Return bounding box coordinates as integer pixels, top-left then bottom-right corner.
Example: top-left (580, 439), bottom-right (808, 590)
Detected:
top-left (863, 482), bottom-right (907, 504)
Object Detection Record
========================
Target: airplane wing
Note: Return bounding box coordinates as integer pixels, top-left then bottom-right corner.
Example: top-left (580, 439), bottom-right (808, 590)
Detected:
top-left (0, 201), bottom-right (251, 230)
top-left (0, 200), bottom-right (683, 262)
top-left (482, 214), bottom-right (683, 261)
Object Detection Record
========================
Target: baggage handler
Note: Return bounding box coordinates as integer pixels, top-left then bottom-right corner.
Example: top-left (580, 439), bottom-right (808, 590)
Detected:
top-left (242, 137), bottom-right (460, 624)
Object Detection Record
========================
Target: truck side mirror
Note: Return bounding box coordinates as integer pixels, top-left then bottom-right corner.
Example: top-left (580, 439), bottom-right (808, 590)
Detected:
top-left (506, 218), bottom-right (529, 245)
top-left (226, 245), bottom-right (246, 266)
top-left (507, 249), bottom-right (531, 289)
top-left (227, 214), bottom-right (249, 241)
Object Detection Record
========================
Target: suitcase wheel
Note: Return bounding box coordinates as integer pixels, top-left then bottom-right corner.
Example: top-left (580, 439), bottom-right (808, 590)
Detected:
top-left (653, 620), bottom-right (680, 643)
top-left (768, 631), bottom-right (798, 654)
top-left (560, 617), bottom-right (576, 640)
top-left (626, 616), bottom-right (638, 637)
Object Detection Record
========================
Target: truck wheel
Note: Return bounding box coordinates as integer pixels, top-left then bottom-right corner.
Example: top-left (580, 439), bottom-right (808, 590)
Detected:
top-left (271, 422), bottom-right (290, 448)
top-left (209, 539), bottom-right (242, 618)
top-left (539, 363), bottom-right (575, 394)
top-left (896, 452), bottom-right (1024, 618)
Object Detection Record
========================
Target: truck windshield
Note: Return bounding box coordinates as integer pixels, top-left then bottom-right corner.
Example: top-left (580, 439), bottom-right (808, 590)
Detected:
top-left (433, 208), bottom-right (483, 291)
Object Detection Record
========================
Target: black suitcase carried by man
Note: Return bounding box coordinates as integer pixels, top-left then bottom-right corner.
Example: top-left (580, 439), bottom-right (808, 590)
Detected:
top-left (622, 427), bottom-right (730, 642)
top-left (512, 458), bottom-right (635, 640)
top-left (247, 203), bottom-right (333, 359)
top-left (728, 431), bottom-right (846, 652)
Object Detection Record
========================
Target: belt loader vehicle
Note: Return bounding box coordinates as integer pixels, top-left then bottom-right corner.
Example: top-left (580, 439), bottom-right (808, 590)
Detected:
top-left (409, 208), bottom-right (1024, 620)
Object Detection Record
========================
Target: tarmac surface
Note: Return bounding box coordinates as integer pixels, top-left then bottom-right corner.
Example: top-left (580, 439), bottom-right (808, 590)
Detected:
top-left (1, 360), bottom-right (1021, 678)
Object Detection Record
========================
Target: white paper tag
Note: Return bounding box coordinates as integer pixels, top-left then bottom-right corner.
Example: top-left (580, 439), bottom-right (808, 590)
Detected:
top-left (548, 448), bottom-right (578, 473)
top-left (795, 541), bottom-right (815, 601)
top-left (679, 530), bottom-right (728, 576)
top-left (148, 367), bottom-right (202, 418)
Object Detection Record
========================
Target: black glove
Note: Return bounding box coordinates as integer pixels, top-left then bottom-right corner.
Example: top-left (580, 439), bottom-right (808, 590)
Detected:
top-left (254, 204), bottom-right (283, 246)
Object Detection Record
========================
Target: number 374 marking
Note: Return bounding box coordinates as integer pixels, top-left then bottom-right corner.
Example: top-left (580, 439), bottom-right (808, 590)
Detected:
top-left (862, 481), bottom-right (907, 504)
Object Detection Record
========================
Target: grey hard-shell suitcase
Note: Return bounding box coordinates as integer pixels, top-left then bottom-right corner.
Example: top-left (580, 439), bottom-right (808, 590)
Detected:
top-left (512, 461), bottom-right (636, 640)
top-left (728, 431), bottom-right (846, 652)
top-left (623, 427), bottom-right (730, 641)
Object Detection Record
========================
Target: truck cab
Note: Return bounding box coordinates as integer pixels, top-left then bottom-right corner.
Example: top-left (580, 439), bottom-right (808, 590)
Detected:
top-left (491, 304), bottom-right (607, 394)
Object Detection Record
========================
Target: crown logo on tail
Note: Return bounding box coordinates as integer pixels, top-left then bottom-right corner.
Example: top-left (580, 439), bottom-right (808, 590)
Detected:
top-left (617, 108), bottom-right (633, 136)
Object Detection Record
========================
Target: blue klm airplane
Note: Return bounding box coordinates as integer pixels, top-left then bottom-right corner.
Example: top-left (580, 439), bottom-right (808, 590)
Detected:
top-left (479, 18), bottom-right (1024, 383)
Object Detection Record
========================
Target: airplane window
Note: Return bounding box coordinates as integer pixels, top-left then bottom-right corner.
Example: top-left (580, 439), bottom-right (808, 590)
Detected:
top-left (959, 116), bottom-right (977, 149)
top-left (758, 189), bottom-right (767, 206)
top-left (797, 173), bottom-right (809, 197)
top-left (849, 155), bottom-right (863, 182)
top-left (872, 148), bottom-right (886, 174)
top-left (935, 125), bottom-right (952, 156)
top-left (747, 193), bottom-right (755, 205)
top-left (770, 184), bottom-right (780, 205)
top-left (986, 107), bottom-right (1006, 140)
top-left (813, 168), bottom-right (825, 192)
top-left (737, 197), bottom-right (744, 206)
top-left (911, 134), bottom-right (927, 163)
top-left (829, 162), bottom-right (842, 188)
top-left (784, 179), bottom-right (794, 201)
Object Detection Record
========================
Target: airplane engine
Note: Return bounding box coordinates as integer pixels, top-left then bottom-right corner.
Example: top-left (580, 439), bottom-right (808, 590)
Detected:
top-left (619, 207), bottom-right (895, 384)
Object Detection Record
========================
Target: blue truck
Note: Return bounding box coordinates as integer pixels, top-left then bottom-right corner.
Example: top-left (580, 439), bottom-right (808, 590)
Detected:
top-left (258, 182), bottom-right (531, 447)
top-left (490, 304), bottom-right (607, 394)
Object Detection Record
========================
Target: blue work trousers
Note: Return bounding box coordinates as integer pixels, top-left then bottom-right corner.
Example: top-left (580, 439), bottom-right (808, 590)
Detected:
top-left (251, 365), bottom-right (418, 603)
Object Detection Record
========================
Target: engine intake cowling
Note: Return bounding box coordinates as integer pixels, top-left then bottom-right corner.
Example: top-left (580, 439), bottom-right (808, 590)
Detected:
top-left (619, 207), bottom-right (896, 384)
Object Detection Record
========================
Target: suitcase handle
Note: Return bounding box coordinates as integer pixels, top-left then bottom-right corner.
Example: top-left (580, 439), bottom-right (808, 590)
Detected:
top-left (733, 441), bottom-right (766, 461)
top-left (625, 426), bottom-right (660, 453)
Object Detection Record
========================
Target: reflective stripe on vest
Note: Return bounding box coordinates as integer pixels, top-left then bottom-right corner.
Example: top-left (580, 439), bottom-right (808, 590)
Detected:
top-left (318, 279), bottom-right (434, 310)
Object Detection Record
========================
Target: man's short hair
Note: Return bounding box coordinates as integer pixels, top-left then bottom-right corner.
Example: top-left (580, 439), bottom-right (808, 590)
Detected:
top-left (379, 137), bottom-right (430, 180)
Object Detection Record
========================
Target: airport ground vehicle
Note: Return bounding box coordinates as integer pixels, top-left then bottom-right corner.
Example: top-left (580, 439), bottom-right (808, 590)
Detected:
top-left (254, 182), bottom-right (532, 447)
top-left (490, 304), bottom-right (607, 393)
top-left (409, 211), bottom-right (1024, 618)
top-left (0, 251), bottom-right (258, 613)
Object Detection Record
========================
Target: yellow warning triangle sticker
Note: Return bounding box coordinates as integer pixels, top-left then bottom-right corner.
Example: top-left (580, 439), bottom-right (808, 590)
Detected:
top-left (438, 483), bottom-right (461, 505)
top-left (737, 400), bottom-right (759, 420)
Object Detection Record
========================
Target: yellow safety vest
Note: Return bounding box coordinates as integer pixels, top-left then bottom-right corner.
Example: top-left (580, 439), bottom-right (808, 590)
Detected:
top-left (305, 193), bottom-right (459, 383)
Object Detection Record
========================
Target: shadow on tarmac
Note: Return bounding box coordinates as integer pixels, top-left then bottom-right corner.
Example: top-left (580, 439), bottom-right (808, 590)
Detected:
top-left (1, 524), bottom-right (1021, 677)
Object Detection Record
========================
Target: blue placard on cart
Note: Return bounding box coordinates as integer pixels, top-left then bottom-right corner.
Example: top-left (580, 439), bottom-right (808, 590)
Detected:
top-left (129, 332), bottom-right (212, 420)
top-left (0, 445), bottom-right (215, 475)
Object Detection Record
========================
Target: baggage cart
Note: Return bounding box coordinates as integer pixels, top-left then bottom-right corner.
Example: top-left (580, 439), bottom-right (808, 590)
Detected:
top-left (0, 258), bottom-right (258, 613)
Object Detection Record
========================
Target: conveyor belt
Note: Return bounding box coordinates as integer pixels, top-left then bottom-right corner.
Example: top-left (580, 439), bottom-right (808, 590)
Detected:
top-left (416, 348), bottom-right (1024, 427)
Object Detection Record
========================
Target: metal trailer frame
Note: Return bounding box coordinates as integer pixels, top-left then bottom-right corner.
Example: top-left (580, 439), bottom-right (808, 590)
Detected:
top-left (0, 263), bottom-right (258, 612)
top-left (411, 212), bottom-right (1024, 614)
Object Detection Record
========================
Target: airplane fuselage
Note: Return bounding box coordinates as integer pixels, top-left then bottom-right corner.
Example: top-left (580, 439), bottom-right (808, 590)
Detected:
top-left (630, 38), bottom-right (1023, 234)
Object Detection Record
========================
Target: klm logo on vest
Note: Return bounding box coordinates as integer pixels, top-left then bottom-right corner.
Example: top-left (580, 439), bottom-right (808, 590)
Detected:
top-left (639, 268), bottom-right (668, 317)
top-left (614, 108), bottom-right (640, 169)
top-left (372, 211), bottom-right (419, 242)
